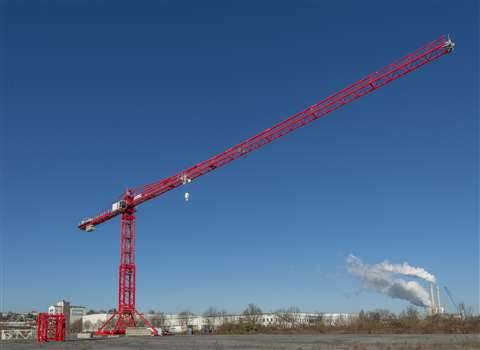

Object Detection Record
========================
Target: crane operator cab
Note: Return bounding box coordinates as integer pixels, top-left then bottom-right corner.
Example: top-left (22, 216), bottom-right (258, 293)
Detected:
top-left (112, 199), bottom-right (127, 213)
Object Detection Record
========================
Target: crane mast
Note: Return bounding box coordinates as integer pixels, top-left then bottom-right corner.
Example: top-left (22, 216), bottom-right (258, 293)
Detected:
top-left (444, 286), bottom-right (466, 319)
top-left (79, 35), bottom-right (454, 335)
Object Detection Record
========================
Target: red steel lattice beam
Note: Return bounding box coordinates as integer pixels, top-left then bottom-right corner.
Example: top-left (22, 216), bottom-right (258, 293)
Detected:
top-left (78, 35), bottom-right (454, 231)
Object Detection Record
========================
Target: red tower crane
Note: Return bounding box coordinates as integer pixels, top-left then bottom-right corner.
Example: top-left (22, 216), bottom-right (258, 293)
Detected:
top-left (78, 35), bottom-right (454, 335)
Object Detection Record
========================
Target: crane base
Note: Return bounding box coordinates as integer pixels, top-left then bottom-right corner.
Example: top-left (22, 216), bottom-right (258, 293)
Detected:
top-left (94, 309), bottom-right (157, 336)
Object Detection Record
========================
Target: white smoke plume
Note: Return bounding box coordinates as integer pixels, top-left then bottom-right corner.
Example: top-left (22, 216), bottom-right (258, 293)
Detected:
top-left (346, 255), bottom-right (434, 307)
top-left (377, 261), bottom-right (436, 283)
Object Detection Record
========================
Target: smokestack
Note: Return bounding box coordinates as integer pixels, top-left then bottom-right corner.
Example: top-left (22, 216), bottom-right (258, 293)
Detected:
top-left (430, 283), bottom-right (436, 314)
top-left (436, 284), bottom-right (442, 314)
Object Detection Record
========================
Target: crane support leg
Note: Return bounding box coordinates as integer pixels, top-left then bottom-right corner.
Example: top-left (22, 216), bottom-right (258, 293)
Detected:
top-left (95, 192), bottom-right (158, 336)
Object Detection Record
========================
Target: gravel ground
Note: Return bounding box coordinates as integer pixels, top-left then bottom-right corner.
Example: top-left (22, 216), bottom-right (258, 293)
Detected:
top-left (1, 334), bottom-right (480, 350)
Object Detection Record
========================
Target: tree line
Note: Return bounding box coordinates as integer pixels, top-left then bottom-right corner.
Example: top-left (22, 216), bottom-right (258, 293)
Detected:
top-left (80, 304), bottom-right (479, 334)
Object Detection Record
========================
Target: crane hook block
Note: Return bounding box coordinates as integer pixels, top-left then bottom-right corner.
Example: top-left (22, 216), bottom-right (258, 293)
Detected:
top-left (444, 36), bottom-right (455, 52)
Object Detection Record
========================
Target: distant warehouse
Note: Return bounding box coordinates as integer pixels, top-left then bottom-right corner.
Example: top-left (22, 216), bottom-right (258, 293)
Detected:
top-left (82, 312), bottom-right (356, 333)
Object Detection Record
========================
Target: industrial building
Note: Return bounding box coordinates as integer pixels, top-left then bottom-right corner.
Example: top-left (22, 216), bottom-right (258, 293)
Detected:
top-left (48, 300), bottom-right (87, 325)
top-left (82, 312), bottom-right (356, 333)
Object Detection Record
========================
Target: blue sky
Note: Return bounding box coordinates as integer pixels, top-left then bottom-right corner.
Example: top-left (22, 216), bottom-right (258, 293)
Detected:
top-left (1, 0), bottom-right (478, 315)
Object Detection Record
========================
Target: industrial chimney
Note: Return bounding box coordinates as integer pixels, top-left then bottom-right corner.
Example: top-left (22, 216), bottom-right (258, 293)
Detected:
top-left (436, 284), bottom-right (444, 314)
top-left (429, 283), bottom-right (436, 314)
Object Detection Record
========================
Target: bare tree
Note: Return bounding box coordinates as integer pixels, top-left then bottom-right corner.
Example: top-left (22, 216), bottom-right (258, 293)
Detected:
top-left (70, 319), bottom-right (83, 333)
top-left (83, 320), bottom-right (92, 332)
top-left (400, 306), bottom-right (419, 321)
top-left (274, 306), bottom-right (300, 327)
top-left (178, 310), bottom-right (194, 329)
top-left (274, 309), bottom-right (289, 328)
top-left (464, 305), bottom-right (474, 319)
top-left (286, 306), bottom-right (301, 327)
top-left (150, 312), bottom-right (166, 328)
top-left (242, 303), bottom-right (263, 325)
top-left (309, 313), bottom-right (324, 327)
top-left (203, 307), bottom-right (220, 317)
top-left (203, 307), bottom-right (220, 332)
top-left (219, 309), bottom-right (230, 325)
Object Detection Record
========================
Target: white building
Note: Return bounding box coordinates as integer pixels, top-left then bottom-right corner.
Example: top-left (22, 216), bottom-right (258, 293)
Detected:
top-left (48, 300), bottom-right (87, 325)
top-left (82, 312), bottom-right (356, 333)
top-left (70, 306), bottom-right (88, 323)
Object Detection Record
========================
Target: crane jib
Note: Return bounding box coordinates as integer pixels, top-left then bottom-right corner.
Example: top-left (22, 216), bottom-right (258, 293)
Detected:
top-left (78, 35), bottom-right (454, 231)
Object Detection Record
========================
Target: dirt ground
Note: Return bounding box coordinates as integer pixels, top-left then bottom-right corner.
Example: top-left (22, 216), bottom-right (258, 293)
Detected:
top-left (2, 334), bottom-right (480, 350)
